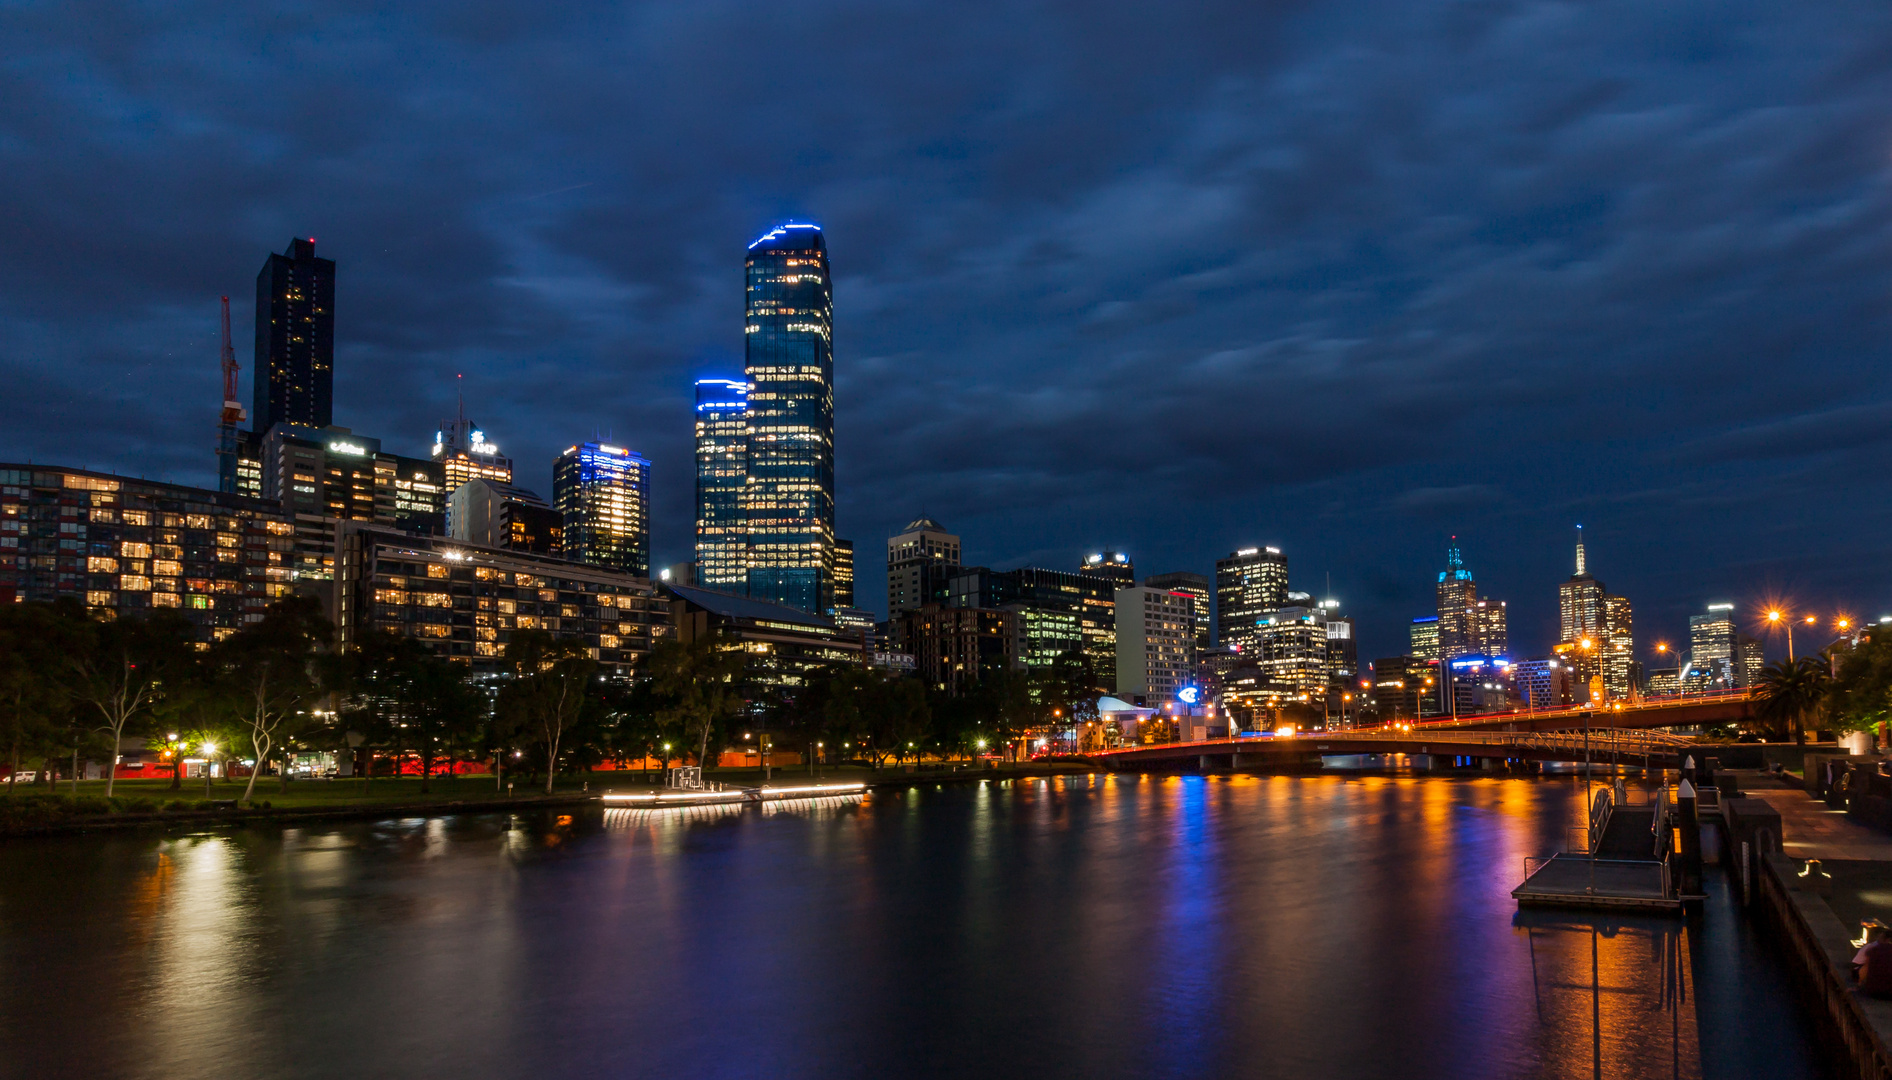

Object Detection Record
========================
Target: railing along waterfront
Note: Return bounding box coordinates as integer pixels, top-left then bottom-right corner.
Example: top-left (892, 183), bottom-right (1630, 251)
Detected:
top-left (1410, 686), bottom-right (1753, 732)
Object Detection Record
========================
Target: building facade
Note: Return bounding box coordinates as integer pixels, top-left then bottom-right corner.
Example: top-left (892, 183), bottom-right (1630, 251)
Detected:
top-left (1409, 615), bottom-right (1441, 661)
top-left (1144, 571), bottom-right (1211, 651)
top-left (553, 443), bottom-right (651, 578)
top-left (259, 424), bottom-right (444, 532)
top-left (432, 411), bottom-right (513, 491)
top-left (950, 565), bottom-right (1089, 671)
top-left (1215, 546), bottom-right (1289, 652)
top-left (0, 464), bottom-right (297, 641)
top-left (668, 583), bottom-right (859, 692)
top-left (741, 224), bottom-right (835, 612)
top-left (1253, 603), bottom-right (1334, 695)
top-left (1114, 586), bottom-right (1197, 703)
top-left (337, 522), bottom-right (664, 675)
top-left (446, 479), bottom-right (560, 555)
top-left (252, 237), bottom-right (335, 434)
top-left (832, 539), bottom-right (854, 608)
top-left (693, 378), bottom-right (750, 590)
top-left (897, 604), bottom-right (1020, 696)
top-left (1557, 533), bottom-right (1633, 700)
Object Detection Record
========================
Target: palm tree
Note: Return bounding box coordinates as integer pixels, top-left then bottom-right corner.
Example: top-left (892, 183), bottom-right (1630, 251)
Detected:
top-left (1755, 656), bottom-right (1832, 745)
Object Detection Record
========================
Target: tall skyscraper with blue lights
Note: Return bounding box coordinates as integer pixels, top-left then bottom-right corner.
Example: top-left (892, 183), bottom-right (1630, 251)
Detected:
top-left (553, 442), bottom-right (650, 577)
top-left (740, 223), bottom-right (835, 612)
top-left (694, 378), bottom-right (750, 589)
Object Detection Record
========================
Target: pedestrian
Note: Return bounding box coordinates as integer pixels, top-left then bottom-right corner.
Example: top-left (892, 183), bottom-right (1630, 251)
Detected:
top-left (1855, 923), bottom-right (1892, 997)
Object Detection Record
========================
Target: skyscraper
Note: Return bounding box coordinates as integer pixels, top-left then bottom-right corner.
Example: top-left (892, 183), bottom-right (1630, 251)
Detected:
top-left (1557, 529), bottom-right (1632, 700)
top-left (1215, 546), bottom-right (1289, 652)
top-left (693, 378), bottom-right (750, 590)
top-left (1436, 539), bottom-right (1477, 658)
top-left (741, 224), bottom-right (835, 612)
top-left (553, 443), bottom-right (651, 577)
top-left (253, 238), bottom-right (335, 434)
top-left (1115, 587), bottom-right (1196, 702)
top-left (1080, 551), bottom-right (1136, 591)
top-left (1076, 555), bottom-right (1129, 691)
top-left (888, 518), bottom-right (960, 613)
top-left (832, 539), bottom-right (855, 608)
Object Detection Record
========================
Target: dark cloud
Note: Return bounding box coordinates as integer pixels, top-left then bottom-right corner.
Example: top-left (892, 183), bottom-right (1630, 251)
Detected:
top-left (4, 0), bottom-right (1892, 661)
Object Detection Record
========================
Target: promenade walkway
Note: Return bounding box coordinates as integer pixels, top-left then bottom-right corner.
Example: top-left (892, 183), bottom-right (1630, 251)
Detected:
top-left (1740, 773), bottom-right (1892, 861)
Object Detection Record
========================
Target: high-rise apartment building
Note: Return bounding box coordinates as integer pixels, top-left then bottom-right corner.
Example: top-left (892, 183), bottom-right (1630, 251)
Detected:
top-left (1371, 657), bottom-right (1436, 719)
top-left (897, 604), bottom-right (1020, 696)
top-left (252, 238), bottom-right (335, 434)
top-left (888, 518), bottom-right (960, 613)
top-left (741, 224), bottom-right (835, 612)
top-left (1145, 571), bottom-right (1211, 650)
top-left (1515, 657), bottom-right (1576, 708)
top-left (693, 378), bottom-right (750, 590)
top-left (1319, 598), bottom-right (1358, 679)
top-left (1215, 546), bottom-right (1289, 652)
top-left (1115, 587), bottom-right (1196, 702)
top-left (1409, 615), bottom-right (1441, 661)
top-left (553, 443), bottom-right (651, 578)
top-left (1557, 530), bottom-right (1632, 700)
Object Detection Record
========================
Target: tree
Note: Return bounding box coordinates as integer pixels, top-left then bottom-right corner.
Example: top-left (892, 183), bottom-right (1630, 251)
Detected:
top-left (214, 597), bottom-right (333, 805)
top-left (1830, 632), bottom-right (1892, 737)
top-left (1754, 656), bottom-right (1831, 746)
top-left (341, 632), bottom-right (483, 794)
top-left (67, 608), bottom-right (194, 797)
top-left (496, 630), bottom-right (598, 794)
top-left (647, 634), bottom-right (747, 779)
top-left (0, 602), bottom-right (81, 793)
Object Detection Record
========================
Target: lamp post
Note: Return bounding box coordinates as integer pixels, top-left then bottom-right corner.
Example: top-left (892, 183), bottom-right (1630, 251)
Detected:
top-left (201, 742), bottom-right (216, 798)
top-left (1767, 610), bottom-right (1795, 662)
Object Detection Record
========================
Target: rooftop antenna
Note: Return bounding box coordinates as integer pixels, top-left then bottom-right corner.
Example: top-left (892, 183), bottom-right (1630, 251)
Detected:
top-left (214, 296), bottom-right (246, 494)
top-left (1575, 524), bottom-right (1587, 576)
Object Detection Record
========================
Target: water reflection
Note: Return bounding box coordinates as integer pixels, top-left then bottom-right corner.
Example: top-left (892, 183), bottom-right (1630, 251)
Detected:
top-left (0, 776), bottom-right (1823, 1080)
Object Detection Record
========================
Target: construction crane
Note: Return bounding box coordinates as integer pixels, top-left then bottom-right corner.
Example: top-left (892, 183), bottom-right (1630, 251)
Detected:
top-left (214, 296), bottom-right (246, 493)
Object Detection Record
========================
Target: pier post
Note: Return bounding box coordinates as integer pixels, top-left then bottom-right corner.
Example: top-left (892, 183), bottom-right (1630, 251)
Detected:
top-left (1678, 778), bottom-right (1703, 897)
top-left (1198, 755), bottom-right (1211, 772)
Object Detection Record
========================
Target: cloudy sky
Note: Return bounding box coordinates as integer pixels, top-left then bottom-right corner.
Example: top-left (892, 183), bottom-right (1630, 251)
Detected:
top-left (4, 0), bottom-right (1891, 662)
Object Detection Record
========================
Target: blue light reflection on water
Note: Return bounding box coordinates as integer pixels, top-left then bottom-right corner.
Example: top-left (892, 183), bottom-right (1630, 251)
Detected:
top-left (0, 775), bottom-right (1833, 1080)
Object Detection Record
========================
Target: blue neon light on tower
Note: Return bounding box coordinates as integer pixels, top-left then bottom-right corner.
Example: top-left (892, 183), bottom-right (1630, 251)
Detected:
top-left (740, 222), bottom-right (834, 612)
top-left (694, 378), bottom-right (750, 589)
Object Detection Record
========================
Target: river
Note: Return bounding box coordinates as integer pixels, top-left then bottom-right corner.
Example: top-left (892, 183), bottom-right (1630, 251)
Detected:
top-left (0, 773), bottom-right (1835, 1079)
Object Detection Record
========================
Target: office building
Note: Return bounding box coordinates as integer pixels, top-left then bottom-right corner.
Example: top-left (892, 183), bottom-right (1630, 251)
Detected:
top-left (446, 479), bottom-right (561, 555)
top-left (0, 464), bottom-right (296, 641)
top-left (252, 238), bottom-right (335, 434)
top-left (1469, 599), bottom-right (1509, 658)
top-left (1557, 530), bottom-right (1633, 701)
top-left (888, 518), bottom-right (960, 613)
top-left (949, 565), bottom-right (1088, 670)
top-left (433, 406), bottom-right (513, 491)
top-left (1514, 657), bottom-right (1574, 709)
top-left (260, 424), bottom-right (445, 531)
top-left (1115, 586), bottom-right (1197, 703)
top-left (1215, 546), bottom-right (1289, 651)
top-left (833, 539), bottom-right (854, 608)
top-left (553, 443), bottom-right (651, 578)
top-left (669, 584), bottom-right (860, 689)
top-left (1371, 657), bottom-right (1435, 720)
top-left (1410, 615), bottom-right (1441, 661)
top-left (1687, 602), bottom-right (1761, 689)
top-left (1252, 602), bottom-right (1334, 695)
top-left (1319, 598), bottom-right (1357, 678)
top-left (337, 522), bottom-right (664, 675)
top-left (1081, 551), bottom-right (1136, 591)
top-left (1145, 571), bottom-right (1211, 650)
top-left (1436, 540), bottom-right (1477, 658)
top-left (1445, 655), bottom-right (1514, 716)
top-left (896, 604), bottom-right (1021, 696)
top-left (692, 378), bottom-right (750, 590)
top-left (1075, 571), bottom-right (1119, 691)
top-left (741, 224), bottom-right (836, 611)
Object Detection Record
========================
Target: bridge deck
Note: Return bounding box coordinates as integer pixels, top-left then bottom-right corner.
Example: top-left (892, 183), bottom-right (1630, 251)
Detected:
top-left (1513, 854), bottom-right (1677, 911)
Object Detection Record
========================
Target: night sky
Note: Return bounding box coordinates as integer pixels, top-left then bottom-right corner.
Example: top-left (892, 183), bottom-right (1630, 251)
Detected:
top-left (4, 1), bottom-right (1892, 664)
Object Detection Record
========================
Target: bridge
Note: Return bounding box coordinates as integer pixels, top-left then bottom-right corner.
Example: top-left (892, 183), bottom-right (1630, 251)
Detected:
top-left (1409, 687), bottom-right (1754, 734)
top-left (1089, 726), bottom-right (1707, 772)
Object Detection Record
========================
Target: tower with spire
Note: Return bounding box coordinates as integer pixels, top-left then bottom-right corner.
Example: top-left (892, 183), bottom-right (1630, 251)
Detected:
top-left (1434, 537), bottom-right (1507, 661)
top-left (432, 376), bottom-right (513, 491)
top-left (1556, 525), bottom-right (1634, 701)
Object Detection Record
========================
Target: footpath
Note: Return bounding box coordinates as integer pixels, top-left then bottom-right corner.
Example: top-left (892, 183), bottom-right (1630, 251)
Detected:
top-left (1737, 769), bottom-right (1892, 1078)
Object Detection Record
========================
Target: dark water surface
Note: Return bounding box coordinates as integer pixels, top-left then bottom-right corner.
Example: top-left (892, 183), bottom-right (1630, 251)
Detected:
top-left (0, 774), bottom-right (1833, 1079)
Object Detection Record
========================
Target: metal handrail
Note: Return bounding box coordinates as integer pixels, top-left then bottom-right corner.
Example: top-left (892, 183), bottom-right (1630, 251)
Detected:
top-left (1589, 787), bottom-right (1613, 854)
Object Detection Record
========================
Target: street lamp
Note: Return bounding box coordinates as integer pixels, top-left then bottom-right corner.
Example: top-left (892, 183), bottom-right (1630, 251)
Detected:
top-left (1767, 609), bottom-right (1796, 662)
top-left (201, 741), bottom-right (216, 797)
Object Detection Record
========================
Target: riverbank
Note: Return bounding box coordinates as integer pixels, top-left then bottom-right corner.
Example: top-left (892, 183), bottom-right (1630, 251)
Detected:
top-left (0, 760), bottom-right (1105, 836)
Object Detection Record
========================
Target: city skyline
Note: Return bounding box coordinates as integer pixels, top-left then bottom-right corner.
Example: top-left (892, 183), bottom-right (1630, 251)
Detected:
top-left (4, 2), bottom-right (1890, 665)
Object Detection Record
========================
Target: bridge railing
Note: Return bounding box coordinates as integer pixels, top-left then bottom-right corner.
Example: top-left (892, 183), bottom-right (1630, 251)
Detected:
top-left (1410, 686), bottom-right (1753, 732)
